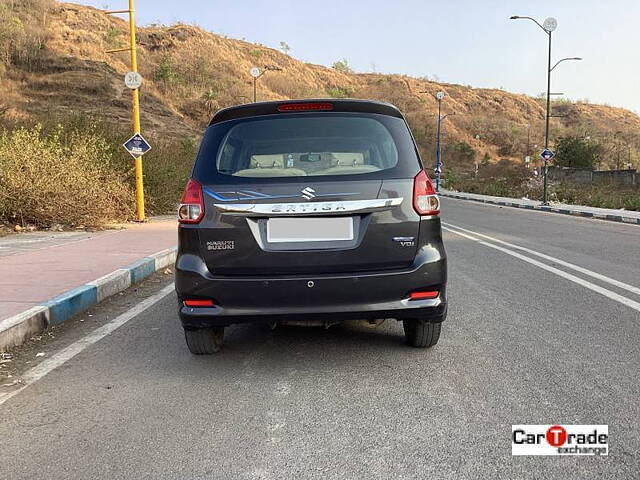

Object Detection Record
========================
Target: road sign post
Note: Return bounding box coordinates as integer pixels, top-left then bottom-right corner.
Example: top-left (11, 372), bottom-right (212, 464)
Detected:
top-left (540, 148), bottom-right (555, 202)
top-left (123, 133), bottom-right (152, 158)
top-left (250, 67), bottom-right (261, 102)
top-left (124, 71), bottom-right (142, 89)
top-left (105, 0), bottom-right (146, 222)
top-left (540, 148), bottom-right (555, 161)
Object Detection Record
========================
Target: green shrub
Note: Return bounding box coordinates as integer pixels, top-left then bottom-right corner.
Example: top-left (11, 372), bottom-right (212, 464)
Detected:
top-left (155, 56), bottom-right (178, 84)
top-left (105, 27), bottom-right (122, 47)
top-left (331, 59), bottom-right (353, 73)
top-left (73, 119), bottom-right (195, 216)
top-left (554, 184), bottom-right (640, 211)
top-left (447, 171), bottom-right (639, 211)
top-left (140, 136), bottom-right (194, 214)
top-left (555, 135), bottom-right (603, 169)
top-left (0, 125), bottom-right (134, 227)
top-left (327, 86), bottom-right (353, 98)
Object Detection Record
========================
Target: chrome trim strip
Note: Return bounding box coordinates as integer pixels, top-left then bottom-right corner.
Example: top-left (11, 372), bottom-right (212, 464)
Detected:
top-left (214, 197), bottom-right (404, 216)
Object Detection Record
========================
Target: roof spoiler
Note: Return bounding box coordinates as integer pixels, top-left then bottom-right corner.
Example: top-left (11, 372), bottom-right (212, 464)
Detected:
top-left (209, 99), bottom-right (403, 125)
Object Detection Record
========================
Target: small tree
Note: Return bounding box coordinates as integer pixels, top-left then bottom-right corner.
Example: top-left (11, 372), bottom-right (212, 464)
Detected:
top-left (202, 88), bottom-right (219, 116)
top-left (331, 59), bottom-right (353, 73)
top-left (555, 135), bottom-right (603, 169)
top-left (279, 41), bottom-right (291, 54)
top-left (0, 5), bottom-right (25, 68)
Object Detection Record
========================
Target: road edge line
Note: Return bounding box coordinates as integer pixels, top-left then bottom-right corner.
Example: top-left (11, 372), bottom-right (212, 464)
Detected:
top-left (0, 284), bottom-right (174, 407)
top-left (443, 222), bottom-right (640, 297)
top-left (440, 192), bottom-right (640, 225)
top-left (442, 226), bottom-right (640, 313)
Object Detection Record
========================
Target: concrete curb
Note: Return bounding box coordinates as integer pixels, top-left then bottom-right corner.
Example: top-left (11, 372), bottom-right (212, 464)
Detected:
top-left (440, 192), bottom-right (640, 225)
top-left (0, 247), bottom-right (177, 352)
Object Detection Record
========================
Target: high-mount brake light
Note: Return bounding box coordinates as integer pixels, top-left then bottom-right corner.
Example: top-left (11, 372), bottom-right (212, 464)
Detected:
top-left (183, 299), bottom-right (215, 307)
top-left (178, 178), bottom-right (205, 224)
top-left (277, 102), bottom-right (334, 112)
top-left (413, 170), bottom-right (440, 216)
top-left (409, 290), bottom-right (439, 300)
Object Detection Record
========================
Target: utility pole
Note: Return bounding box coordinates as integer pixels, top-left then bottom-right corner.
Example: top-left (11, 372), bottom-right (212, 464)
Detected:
top-left (106, 0), bottom-right (146, 221)
top-left (510, 15), bottom-right (581, 204)
top-left (543, 26), bottom-right (552, 204)
top-left (430, 91), bottom-right (453, 192)
top-left (435, 92), bottom-right (443, 191)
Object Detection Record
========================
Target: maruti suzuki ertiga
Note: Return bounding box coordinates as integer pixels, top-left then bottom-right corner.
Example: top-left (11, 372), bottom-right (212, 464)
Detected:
top-left (175, 99), bottom-right (447, 354)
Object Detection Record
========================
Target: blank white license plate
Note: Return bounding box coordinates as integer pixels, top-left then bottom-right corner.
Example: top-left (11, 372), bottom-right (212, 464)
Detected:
top-left (267, 217), bottom-right (354, 243)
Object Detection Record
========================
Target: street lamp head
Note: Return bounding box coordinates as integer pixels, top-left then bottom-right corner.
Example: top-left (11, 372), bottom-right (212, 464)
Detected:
top-left (572, 57), bottom-right (583, 61)
top-left (543, 17), bottom-right (557, 32)
top-left (509, 15), bottom-right (520, 19)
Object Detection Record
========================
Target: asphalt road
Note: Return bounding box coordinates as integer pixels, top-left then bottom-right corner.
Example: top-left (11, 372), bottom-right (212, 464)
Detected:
top-left (1, 197), bottom-right (639, 479)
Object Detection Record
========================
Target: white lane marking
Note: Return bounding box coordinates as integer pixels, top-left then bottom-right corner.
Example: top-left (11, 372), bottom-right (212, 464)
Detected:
top-left (0, 284), bottom-right (174, 407)
top-left (443, 222), bottom-right (640, 297)
top-left (442, 226), bottom-right (640, 314)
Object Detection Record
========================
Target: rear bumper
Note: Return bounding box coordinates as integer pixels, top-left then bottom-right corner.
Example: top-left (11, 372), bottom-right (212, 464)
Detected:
top-left (175, 247), bottom-right (447, 328)
top-left (178, 296), bottom-right (447, 328)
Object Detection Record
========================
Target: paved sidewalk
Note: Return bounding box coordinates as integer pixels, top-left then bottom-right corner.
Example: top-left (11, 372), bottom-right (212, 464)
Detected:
top-left (0, 218), bottom-right (177, 321)
top-left (440, 189), bottom-right (640, 224)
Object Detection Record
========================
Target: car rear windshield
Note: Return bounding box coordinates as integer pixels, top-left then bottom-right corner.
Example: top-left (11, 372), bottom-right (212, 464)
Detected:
top-left (193, 113), bottom-right (421, 184)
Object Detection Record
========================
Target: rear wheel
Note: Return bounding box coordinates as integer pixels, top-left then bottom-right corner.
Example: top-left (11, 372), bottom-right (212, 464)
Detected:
top-left (403, 319), bottom-right (441, 348)
top-left (184, 327), bottom-right (224, 354)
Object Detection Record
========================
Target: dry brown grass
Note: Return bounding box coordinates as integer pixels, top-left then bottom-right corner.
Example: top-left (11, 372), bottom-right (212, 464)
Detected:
top-left (0, 125), bottom-right (134, 226)
top-left (1, 0), bottom-right (638, 172)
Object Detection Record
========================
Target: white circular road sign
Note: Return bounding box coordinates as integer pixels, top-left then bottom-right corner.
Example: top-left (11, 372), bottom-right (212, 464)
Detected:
top-left (124, 71), bottom-right (142, 89)
top-left (250, 67), bottom-right (261, 78)
top-left (435, 91), bottom-right (445, 101)
top-left (543, 17), bottom-right (557, 32)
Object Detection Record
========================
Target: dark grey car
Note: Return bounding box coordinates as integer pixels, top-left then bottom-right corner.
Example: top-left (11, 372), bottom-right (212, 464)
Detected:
top-left (175, 99), bottom-right (447, 354)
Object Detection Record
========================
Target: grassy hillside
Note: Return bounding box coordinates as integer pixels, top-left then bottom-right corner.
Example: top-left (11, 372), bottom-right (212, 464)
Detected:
top-left (2, 1), bottom-right (640, 167)
top-left (0, 0), bottom-right (639, 226)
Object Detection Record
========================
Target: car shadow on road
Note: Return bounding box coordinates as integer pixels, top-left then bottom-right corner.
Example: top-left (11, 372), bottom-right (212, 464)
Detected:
top-left (173, 319), bottom-right (441, 374)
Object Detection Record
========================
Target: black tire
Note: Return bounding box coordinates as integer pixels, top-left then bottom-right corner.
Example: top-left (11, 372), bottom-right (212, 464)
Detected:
top-left (184, 327), bottom-right (224, 354)
top-left (403, 320), bottom-right (441, 348)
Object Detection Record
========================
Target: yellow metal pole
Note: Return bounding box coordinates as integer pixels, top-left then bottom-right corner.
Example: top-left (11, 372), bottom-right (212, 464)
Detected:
top-left (128, 0), bottom-right (145, 221)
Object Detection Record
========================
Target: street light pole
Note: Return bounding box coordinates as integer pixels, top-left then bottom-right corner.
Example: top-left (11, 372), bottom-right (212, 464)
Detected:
top-left (436, 96), bottom-right (442, 191)
top-left (434, 91), bottom-right (446, 192)
top-left (250, 66), bottom-right (282, 102)
top-left (544, 28), bottom-right (552, 204)
top-left (510, 16), bottom-right (582, 205)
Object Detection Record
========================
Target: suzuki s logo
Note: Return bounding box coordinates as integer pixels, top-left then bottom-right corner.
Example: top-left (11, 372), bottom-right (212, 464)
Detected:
top-left (301, 187), bottom-right (316, 200)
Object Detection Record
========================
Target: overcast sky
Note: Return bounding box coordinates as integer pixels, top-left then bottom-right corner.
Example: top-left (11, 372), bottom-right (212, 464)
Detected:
top-left (75, 0), bottom-right (640, 114)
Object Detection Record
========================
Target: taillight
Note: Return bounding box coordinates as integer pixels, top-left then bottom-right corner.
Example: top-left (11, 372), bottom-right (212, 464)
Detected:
top-left (413, 170), bottom-right (440, 216)
top-left (409, 290), bottom-right (439, 300)
top-left (277, 102), bottom-right (334, 112)
top-left (178, 178), bottom-right (204, 224)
